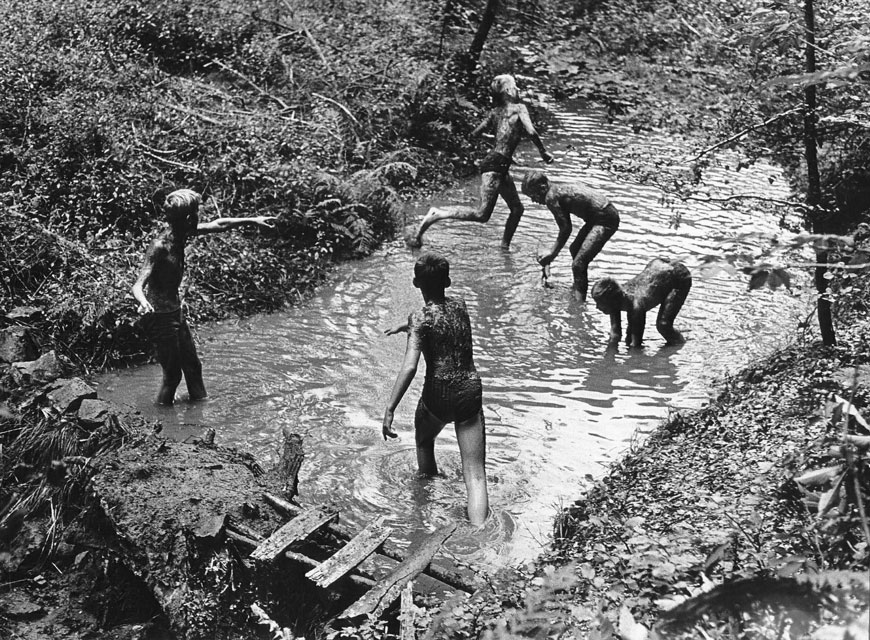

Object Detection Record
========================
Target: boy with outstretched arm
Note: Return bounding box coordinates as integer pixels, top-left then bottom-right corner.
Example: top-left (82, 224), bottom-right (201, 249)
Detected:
top-left (382, 253), bottom-right (489, 526)
top-left (132, 188), bottom-right (276, 405)
top-left (590, 258), bottom-right (692, 348)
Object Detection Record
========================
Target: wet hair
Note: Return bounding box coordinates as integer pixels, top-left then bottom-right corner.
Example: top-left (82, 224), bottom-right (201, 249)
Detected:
top-left (414, 253), bottom-right (450, 290)
top-left (521, 170), bottom-right (549, 197)
top-left (490, 74), bottom-right (517, 98)
top-left (164, 189), bottom-right (201, 221)
top-left (591, 277), bottom-right (622, 305)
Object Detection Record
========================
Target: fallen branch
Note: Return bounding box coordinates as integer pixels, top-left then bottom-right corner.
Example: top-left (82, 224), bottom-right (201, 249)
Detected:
top-left (680, 193), bottom-right (807, 210)
top-left (691, 106), bottom-right (804, 162)
top-left (311, 92), bottom-right (361, 134)
top-left (208, 58), bottom-right (292, 112)
top-left (161, 102), bottom-right (223, 126)
top-left (137, 147), bottom-right (201, 173)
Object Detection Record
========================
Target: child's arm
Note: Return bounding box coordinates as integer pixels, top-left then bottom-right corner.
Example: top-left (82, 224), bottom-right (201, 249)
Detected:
top-left (195, 216), bottom-right (277, 235)
top-left (627, 307), bottom-right (646, 348)
top-left (538, 198), bottom-right (572, 267)
top-left (382, 328), bottom-right (422, 440)
top-left (131, 241), bottom-right (161, 314)
top-left (470, 112), bottom-right (493, 138)
top-left (607, 311), bottom-right (623, 346)
top-left (518, 105), bottom-right (554, 164)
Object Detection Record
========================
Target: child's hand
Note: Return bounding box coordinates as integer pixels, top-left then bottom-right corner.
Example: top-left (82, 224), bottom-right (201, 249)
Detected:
top-left (383, 323), bottom-right (409, 336)
top-left (382, 410), bottom-right (399, 440)
top-left (251, 216), bottom-right (278, 229)
top-left (542, 151), bottom-right (555, 165)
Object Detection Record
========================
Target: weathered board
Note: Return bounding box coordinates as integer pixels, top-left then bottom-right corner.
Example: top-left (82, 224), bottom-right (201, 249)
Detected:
top-left (399, 581), bottom-right (416, 640)
top-left (249, 507), bottom-right (337, 562)
top-left (339, 522), bottom-right (457, 620)
top-left (305, 516), bottom-right (391, 588)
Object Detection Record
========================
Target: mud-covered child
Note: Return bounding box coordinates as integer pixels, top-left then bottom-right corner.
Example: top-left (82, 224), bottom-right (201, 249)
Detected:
top-left (131, 188), bottom-right (276, 405)
top-left (382, 253), bottom-right (489, 525)
top-left (591, 258), bottom-right (692, 349)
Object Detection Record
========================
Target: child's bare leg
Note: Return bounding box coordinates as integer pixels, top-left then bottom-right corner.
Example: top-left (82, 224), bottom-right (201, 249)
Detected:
top-left (410, 172), bottom-right (501, 246)
top-left (656, 284), bottom-right (690, 344)
top-left (154, 338), bottom-right (182, 406)
top-left (178, 321), bottom-right (207, 400)
top-left (414, 401), bottom-right (447, 475)
top-left (498, 176), bottom-right (524, 248)
top-left (570, 225), bottom-right (616, 302)
top-left (455, 411), bottom-right (488, 526)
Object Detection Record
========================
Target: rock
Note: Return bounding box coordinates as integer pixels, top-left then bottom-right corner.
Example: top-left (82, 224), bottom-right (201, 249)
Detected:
top-left (46, 378), bottom-right (97, 413)
top-left (193, 514), bottom-right (227, 545)
top-left (0, 592), bottom-right (45, 620)
top-left (4, 306), bottom-right (44, 324)
top-left (11, 350), bottom-right (68, 384)
top-left (78, 398), bottom-right (114, 426)
top-left (0, 326), bottom-right (38, 363)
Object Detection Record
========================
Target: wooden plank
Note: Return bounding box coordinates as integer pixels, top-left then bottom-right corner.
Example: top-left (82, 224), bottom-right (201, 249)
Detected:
top-left (250, 507), bottom-right (338, 562)
top-left (340, 522), bottom-right (457, 620)
top-left (227, 525), bottom-right (376, 589)
top-left (306, 516), bottom-right (391, 588)
top-left (263, 493), bottom-right (475, 593)
top-left (399, 581), bottom-right (416, 640)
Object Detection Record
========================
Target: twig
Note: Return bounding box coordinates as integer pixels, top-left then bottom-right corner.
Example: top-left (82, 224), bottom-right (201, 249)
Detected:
top-left (137, 148), bottom-right (201, 173)
top-left (690, 107), bottom-right (804, 162)
top-left (679, 15), bottom-right (702, 38)
top-left (207, 58), bottom-right (292, 112)
top-left (302, 28), bottom-right (331, 69)
top-left (311, 92), bottom-right (361, 130)
top-left (161, 102), bottom-right (222, 126)
top-left (680, 193), bottom-right (808, 210)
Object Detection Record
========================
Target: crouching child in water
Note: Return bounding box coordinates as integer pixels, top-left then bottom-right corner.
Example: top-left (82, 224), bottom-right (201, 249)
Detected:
top-left (131, 188), bottom-right (276, 405)
top-left (590, 258), bottom-right (692, 348)
top-left (382, 253), bottom-right (489, 526)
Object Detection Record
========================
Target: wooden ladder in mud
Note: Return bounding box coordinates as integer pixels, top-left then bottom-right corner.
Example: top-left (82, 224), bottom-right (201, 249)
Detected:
top-left (226, 492), bottom-right (474, 631)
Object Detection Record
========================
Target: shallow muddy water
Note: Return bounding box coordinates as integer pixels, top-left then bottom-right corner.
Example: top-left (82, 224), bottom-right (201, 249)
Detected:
top-left (95, 104), bottom-right (813, 571)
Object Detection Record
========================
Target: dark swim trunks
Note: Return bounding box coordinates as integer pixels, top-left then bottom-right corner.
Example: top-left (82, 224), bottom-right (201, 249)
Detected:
top-left (419, 375), bottom-right (483, 424)
top-left (140, 308), bottom-right (184, 343)
top-left (478, 151), bottom-right (512, 176)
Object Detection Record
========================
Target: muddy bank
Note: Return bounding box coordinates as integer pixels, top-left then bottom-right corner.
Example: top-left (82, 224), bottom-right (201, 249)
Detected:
top-left (0, 308), bottom-right (367, 639)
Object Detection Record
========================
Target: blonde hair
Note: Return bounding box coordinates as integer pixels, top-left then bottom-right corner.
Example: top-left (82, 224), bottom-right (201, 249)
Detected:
top-left (164, 189), bottom-right (201, 218)
top-left (490, 74), bottom-right (517, 98)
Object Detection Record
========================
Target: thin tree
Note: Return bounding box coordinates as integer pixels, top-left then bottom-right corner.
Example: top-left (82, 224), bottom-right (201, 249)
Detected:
top-left (463, 0), bottom-right (501, 74)
top-left (803, 0), bottom-right (836, 345)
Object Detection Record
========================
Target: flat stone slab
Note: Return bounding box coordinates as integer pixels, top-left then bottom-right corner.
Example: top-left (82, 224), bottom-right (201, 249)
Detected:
top-left (78, 398), bottom-right (115, 426)
top-left (47, 377), bottom-right (97, 413)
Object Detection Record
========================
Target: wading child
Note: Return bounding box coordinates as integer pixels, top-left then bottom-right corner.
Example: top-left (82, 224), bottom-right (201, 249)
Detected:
top-left (521, 170), bottom-right (620, 301)
top-left (409, 74), bottom-right (554, 249)
top-left (382, 253), bottom-right (489, 526)
top-left (591, 258), bottom-right (692, 348)
top-left (131, 188), bottom-right (276, 405)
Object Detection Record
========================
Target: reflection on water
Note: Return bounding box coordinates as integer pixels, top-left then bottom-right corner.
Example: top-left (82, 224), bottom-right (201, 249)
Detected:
top-left (95, 106), bottom-right (812, 569)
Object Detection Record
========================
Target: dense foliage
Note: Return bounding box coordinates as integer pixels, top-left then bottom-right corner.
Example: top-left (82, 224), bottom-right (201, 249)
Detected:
top-left (0, 0), bottom-right (508, 370)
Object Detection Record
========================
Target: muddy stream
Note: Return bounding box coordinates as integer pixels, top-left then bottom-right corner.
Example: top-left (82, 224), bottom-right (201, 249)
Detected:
top-left (95, 103), bottom-right (812, 572)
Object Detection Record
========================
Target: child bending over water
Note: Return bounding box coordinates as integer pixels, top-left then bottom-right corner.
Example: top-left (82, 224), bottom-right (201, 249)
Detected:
top-left (382, 253), bottom-right (489, 526)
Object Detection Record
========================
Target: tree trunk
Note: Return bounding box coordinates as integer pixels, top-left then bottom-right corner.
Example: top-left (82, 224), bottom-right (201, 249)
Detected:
top-left (463, 0), bottom-right (501, 74)
top-left (803, 0), bottom-right (836, 345)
